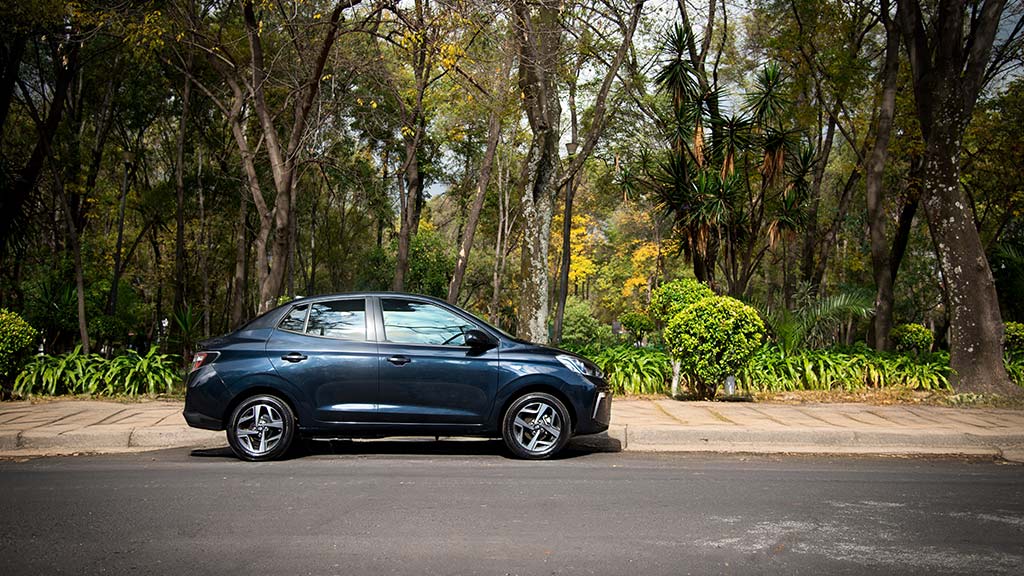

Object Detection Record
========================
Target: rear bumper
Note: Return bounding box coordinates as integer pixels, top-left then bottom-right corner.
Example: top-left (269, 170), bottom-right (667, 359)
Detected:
top-left (183, 408), bottom-right (223, 430)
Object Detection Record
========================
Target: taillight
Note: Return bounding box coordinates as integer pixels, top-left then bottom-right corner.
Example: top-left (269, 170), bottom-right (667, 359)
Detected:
top-left (190, 352), bottom-right (219, 373)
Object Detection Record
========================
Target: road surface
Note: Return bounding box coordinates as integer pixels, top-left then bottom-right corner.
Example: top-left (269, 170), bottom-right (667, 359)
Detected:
top-left (1, 441), bottom-right (1021, 575)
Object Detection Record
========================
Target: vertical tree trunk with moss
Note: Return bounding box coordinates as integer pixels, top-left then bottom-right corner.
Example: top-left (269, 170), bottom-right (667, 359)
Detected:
top-left (514, 0), bottom-right (562, 344)
top-left (896, 0), bottom-right (1017, 394)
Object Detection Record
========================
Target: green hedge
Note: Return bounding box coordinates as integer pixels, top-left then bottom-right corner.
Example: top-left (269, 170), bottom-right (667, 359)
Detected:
top-left (0, 309), bottom-right (38, 383)
top-left (891, 324), bottom-right (933, 354)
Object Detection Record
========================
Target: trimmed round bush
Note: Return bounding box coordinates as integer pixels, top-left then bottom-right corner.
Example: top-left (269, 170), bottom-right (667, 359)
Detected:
top-left (1005, 322), bottom-right (1024, 356)
top-left (0, 309), bottom-right (39, 383)
top-left (891, 323), bottom-right (933, 354)
top-left (648, 279), bottom-right (714, 324)
top-left (619, 310), bottom-right (654, 344)
top-left (664, 296), bottom-right (765, 398)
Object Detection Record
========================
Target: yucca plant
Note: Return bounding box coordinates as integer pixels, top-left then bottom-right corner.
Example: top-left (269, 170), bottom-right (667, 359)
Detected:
top-left (15, 346), bottom-right (180, 397)
top-left (104, 346), bottom-right (180, 396)
top-left (594, 346), bottom-right (671, 395)
top-left (14, 346), bottom-right (106, 396)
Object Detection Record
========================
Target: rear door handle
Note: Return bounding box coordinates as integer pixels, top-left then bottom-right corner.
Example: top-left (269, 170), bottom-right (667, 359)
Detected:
top-left (387, 355), bottom-right (411, 366)
top-left (281, 352), bottom-right (308, 363)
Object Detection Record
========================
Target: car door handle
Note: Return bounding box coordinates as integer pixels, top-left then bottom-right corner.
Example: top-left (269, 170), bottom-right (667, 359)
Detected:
top-left (387, 355), bottom-right (411, 366)
top-left (281, 353), bottom-right (308, 363)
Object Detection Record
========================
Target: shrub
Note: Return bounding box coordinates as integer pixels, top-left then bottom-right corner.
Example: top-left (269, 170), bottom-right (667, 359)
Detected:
top-left (0, 309), bottom-right (38, 386)
top-left (14, 346), bottom-right (180, 397)
top-left (619, 310), bottom-right (654, 344)
top-left (561, 297), bottom-right (603, 348)
top-left (739, 345), bottom-right (951, 392)
top-left (648, 279), bottom-right (714, 324)
top-left (891, 323), bottom-right (933, 354)
top-left (1005, 322), bottom-right (1024, 357)
top-left (664, 296), bottom-right (765, 398)
top-left (593, 346), bottom-right (671, 395)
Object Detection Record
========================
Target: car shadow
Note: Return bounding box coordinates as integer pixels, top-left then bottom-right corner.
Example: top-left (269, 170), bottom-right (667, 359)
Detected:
top-left (189, 433), bottom-right (621, 461)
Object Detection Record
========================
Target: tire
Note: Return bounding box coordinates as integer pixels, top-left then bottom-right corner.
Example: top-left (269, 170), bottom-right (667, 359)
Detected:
top-left (226, 394), bottom-right (296, 461)
top-left (501, 392), bottom-right (572, 460)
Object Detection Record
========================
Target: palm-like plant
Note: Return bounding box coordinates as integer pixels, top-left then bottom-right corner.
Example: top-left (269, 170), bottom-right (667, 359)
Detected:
top-left (758, 286), bottom-right (875, 356)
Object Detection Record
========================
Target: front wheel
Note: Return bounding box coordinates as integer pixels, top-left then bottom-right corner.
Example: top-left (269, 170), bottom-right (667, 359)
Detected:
top-left (502, 392), bottom-right (572, 460)
top-left (227, 394), bottom-right (295, 461)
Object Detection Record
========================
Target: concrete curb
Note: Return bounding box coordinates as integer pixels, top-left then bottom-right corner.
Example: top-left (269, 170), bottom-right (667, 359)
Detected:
top-left (602, 424), bottom-right (1024, 462)
top-left (0, 427), bottom-right (222, 456)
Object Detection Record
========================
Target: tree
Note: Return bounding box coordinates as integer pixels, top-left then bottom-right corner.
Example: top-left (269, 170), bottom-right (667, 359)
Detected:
top-left (514, 0), bottom-right (642, 344)
top-left (896, 0), bottom-right (1022, 394)
top-left (174, 0), bottom-right (364, 313)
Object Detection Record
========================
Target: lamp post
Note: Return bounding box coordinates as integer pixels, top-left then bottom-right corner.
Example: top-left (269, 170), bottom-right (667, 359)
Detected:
top-left (552, 141), bottom-right (578, 345)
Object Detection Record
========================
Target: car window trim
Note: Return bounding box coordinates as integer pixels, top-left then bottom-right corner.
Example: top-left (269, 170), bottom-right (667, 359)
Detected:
top-left (276, 297), bottom-right (372, 342)
top-left (276, 303), bottom-right (311, 335)
top-left (374, 296), bottom-right (484, 347)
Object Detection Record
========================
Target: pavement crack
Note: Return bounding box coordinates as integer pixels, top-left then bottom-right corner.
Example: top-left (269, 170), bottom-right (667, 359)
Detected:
top-left (705, 408), bottom-right (736, 425)
top-left (26, 410), bottom-right (86, 430)
top-left (93, 408), bottom-right (128, 426)
top-left (653, 402), bottom-right (689, 425)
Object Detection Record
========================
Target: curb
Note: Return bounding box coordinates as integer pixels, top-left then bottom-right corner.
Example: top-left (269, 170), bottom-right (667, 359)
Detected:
top-left (0, 427), bottom-right (222, 456)
top-left (602, 425), bottom-right (1024, 462)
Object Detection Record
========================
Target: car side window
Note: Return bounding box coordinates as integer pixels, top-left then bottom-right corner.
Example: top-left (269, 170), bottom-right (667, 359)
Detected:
top-left (306, 299), bottom-right (367, 340)
top-left (278, 305), bottom-right (309, 333)
top-left (381, 299), bottom-right (476, 346)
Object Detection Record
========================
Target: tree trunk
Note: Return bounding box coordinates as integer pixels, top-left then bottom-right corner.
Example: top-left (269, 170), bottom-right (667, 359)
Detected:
top-left (921, 122), bottom-right (1011, 393)
top-left (866, 1), bottom-right (900, 351)
top-left (230, 193), bottom-right (249, 329)
top-left (447, 42), bottom-right (511, 304)
top-left (172, 58), bottom-right (192, 323)
top-left (514, 0), bottom-right (562, 344)
top-left (106, 159), bottom-right (132, 317)
top-left (896, 0), bottom-right (1015, 394)
top-left (393, 142), bottom-right (423, 292)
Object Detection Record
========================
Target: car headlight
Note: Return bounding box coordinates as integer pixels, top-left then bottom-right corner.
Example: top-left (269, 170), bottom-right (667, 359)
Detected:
top-left (556, 354), bottom-right (604, 379)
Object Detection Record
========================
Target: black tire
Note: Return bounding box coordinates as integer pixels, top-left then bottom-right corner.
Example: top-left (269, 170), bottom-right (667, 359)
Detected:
top-left (501, 392), bottom-right (572, 460)
top-left (226, 394), bottom-right (296, 461)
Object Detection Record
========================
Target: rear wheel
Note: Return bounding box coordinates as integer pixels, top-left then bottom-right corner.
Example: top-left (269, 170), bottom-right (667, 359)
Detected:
top-left (227, 394), bottom-right (295, 461)
top-left (502, 392), bottom-right (571, 459)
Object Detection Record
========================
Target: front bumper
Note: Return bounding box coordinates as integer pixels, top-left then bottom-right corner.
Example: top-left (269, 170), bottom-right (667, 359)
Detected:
top-left (575, 384), bottom-right (612, 435)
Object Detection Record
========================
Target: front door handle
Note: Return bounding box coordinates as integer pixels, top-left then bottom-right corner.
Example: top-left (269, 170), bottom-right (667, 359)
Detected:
top-left (387, 355), bottom-right (411, 366)
top-left (281, 352), bottom-right (308, 363)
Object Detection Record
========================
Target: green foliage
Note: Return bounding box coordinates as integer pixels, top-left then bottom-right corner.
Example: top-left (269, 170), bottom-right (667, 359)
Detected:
top-left (891, 324), bottom-right (933, 354)
top-left (561, 297), bottom-right (604, 348)
top-left (740, 345), bottom-right (951, 392)
top-left (648, 279), bottom-right (714, 324)
top-left (619, 310), bottom-right (654, 344)
top-left (0, 309), bottom-right (38, 383)
top-left (592, 346), bottom-right (671, 395)
top-left (759, 287), bottom-right (874, 356)
top-left (664, 296), bottom-right (765, 398)
top-left (14, 346), bottom-right (180, 397)
top-left (1004, 322), bottom-right (1024, 356)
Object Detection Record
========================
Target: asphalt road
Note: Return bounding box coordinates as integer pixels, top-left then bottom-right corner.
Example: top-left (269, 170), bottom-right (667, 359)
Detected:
top-left (1, 441), bottom-right (1022, 576)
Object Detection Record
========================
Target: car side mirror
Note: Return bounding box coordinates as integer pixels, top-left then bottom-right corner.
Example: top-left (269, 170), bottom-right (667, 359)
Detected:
top-left (464, 329), bottom-right (496, 350)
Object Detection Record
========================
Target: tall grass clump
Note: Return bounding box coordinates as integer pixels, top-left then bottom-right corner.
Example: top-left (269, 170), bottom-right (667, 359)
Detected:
top-left (14, 346), bottom-right (180, 397)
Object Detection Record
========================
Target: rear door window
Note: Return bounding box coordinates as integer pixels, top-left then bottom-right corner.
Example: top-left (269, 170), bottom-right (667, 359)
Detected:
top-left (306, 299), bottom-right (367, 341)
top-left (278, 305), bottom-right (309, 333)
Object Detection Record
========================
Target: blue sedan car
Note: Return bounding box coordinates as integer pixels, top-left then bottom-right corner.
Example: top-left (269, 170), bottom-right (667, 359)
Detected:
top-left (184, 293), bottom-right (611, 460)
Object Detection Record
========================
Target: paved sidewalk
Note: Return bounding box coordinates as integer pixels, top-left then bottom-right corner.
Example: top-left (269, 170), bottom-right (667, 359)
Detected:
top-left (1, 398), bottom-right (1023, 461)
